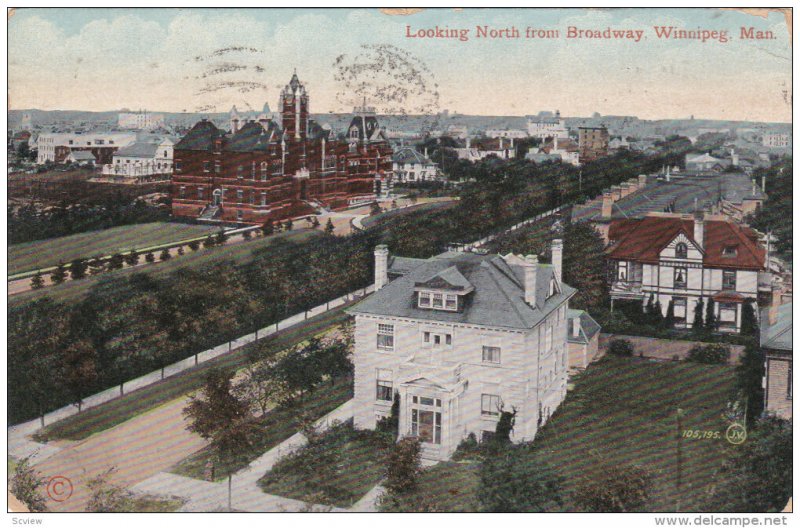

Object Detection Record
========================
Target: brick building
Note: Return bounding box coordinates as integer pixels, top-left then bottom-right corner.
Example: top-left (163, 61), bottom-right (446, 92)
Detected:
top-left (171, 72), bottom-right (393, 224)
top-left (761, 298), bottom-right (792, 420)
top-left (578, 126), bottom-right (609, 163)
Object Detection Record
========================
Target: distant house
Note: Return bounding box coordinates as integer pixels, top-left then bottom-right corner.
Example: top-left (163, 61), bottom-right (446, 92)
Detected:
top-left (761, 298), bottom-right (792, 420)
top-left (566, 309), bottom-right (601, 371)
top-left (685, 152), bottom-right (729, 172)
top-left (392, 147), bottom-right (441, 183)
top-left (64, 150), bottom-right (97, 166)
top-left (101, 136), bottom-right (176, 183)
top-left (348, 240), bottom-right (576, 461)
top-left (607, 213), bottom-right (766, 333)
top-left (527, 111), bottom-right (568, 140)
top-left (36, 132), bottom-right (137, 164)
top-left (455, 137), bottom-right (516, 162)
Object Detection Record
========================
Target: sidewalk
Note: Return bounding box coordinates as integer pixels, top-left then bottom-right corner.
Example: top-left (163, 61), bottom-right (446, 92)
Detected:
top-left (132, 399), bottom-right (357, 512)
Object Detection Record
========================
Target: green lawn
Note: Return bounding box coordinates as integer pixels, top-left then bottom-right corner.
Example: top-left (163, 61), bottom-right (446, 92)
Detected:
top-left (361, 200), bottom-right (457, 230)
top-left (127, 495), bottom-right (185, 513)
top-left (171, 379), bottom-right (354, 482)
top-left (9, 222), bottom-right (219, 275)
top-left (32, 305), bottom-right (350, 443)
top-left (379, 461), bottom-right (481, 512)
top-left (381, 356), bottom-right (739, 512)
top-left (257, 421), bottom-right (390, 508)
top-left (11, 228), bottom-right (320, 306)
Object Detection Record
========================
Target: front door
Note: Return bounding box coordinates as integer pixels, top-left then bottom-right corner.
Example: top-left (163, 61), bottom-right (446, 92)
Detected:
top-left (212, 189), bottom-right (221, 206)
top-left (410, 396), bottom-right (442, 445)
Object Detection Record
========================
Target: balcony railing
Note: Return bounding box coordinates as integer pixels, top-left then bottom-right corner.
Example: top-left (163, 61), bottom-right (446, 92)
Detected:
top-left (610, 280), bottom-right (644, 298)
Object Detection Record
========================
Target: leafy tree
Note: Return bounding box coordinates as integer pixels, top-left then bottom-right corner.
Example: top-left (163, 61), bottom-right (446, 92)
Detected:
top-left (188, 240), bottom-right (201, 251)
top-left (62, 339), bottom-right (99, 411)
top-left (215, 230), bottom-right (228, 246)
top-left (377, 392), bottom-right (401, 437)
top-left (736, 344), bottom-right (765, 427)
top-left (184, 368), bottom-right (250, 441)
top-left (574, 463), bottom-right (651, 512)
top-left (242, 230), bottom-right (252, 240)
top-left (324, 218), bottom-right (335, 236)
top-left (107, 253), bottom-right (124, 271)
top-left (69, 258), bottom-right (88, 280)
top-left (145, 252), bottom-right (156, 263)
top-left (692, 298), bottom-right (705, 330)
top-left (88, 256), bottom-right (106, 276)
top-left (159, 248), bottom-right (171, 261)
top-left (203, 235), bottom-right (215, 249)
top-left (370, 201), bottom-right (382, 216)
top-left (664, 299), bottom-right (675, 329)
top-left (562, 222), bottom-right (609, 310)
top-left (86, 468), bottom-right (134, 512)
top-left (740, 300), bottom-right (758, 336)
top-left (30, 272), bottom-right (44, 290)
top-left (712, 415), bottom-right (791, 512)
top-left (608, 339), bottom-right (634, 357)
top-left (705, 298), bottom-right (716, 331)
top-left (10, 457), bottom-right (48, 512)
top-left (50, 262), bottom-right (67, 285)
top-left (124, 250), bottom-right (139, 266)
top-left (686, 343), bottom-right (730, 365)
top-left (284, 218), bottom-right (293, 231)
top-left (385, 436), bottom-right (421, 495)
top-left (494, 407), bottom-right (517, 443)
top-left (479, 447), bottom-right (563, 512)
top-left (310, 216), bottom-right (320, 228)
top-left (177, 245), bottom-right (185, 256)
top-left (261, 220), bottom-right (274, 237)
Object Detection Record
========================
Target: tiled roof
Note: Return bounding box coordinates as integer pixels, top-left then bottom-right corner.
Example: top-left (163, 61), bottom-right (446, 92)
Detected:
top-left (175, 120), bottom-right (225, 151)
top-left (760, 303), bottom-right (792, 351)
top-left (68, 151), bottom-right (96, 161)
top-left (349, 251), bottom-right (576, 331)
top-left (607, 216), bottom-right (765, 270)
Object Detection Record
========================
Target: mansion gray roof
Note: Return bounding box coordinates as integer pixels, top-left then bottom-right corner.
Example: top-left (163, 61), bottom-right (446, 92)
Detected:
top-left (350, 251), bottom-right (576, 331)
top-left (393, 147), bottom-right (434, 165)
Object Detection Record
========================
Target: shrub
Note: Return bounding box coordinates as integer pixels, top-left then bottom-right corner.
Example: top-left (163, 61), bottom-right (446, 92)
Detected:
top-left (107, 253), bottom-right (124, 271)
top-left (50, 262), bottom-right (67, 284)
top-left (687, 343), bottom-right (730, 365)
top-left (608, 339), bottom-right (635, 357)
top-left (215, 230), bottom-right (228, 246)
top-left (261, 221), bottom-right (274, 237)
top-left (124, 250), bottom-right (139, 267)
top-left (30, 272), bottom-right (45, 290)
top-left (177, 245), bottom-right (185, 256)
top-left (202, 235), bottom-right (215, 249)
top-left (188, 240), bottom-right (201, 251)
top-left (242, 230), bottom-right (252, 241)
top-left (159, 248), bottom-right (171, 261)
top-left (385, 436), bottom-right (421, 495)
top-left (574, 463), bottom-right (651, 512)
top-left (144, 252), bottom-right (155, 263)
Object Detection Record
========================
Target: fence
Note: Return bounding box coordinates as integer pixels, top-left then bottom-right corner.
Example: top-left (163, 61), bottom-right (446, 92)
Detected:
top-left (12, 284), bottom-right (375, 431)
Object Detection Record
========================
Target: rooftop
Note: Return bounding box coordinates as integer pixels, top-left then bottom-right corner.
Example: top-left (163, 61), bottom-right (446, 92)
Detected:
top-left (760, 302), bottom-right (792, 352)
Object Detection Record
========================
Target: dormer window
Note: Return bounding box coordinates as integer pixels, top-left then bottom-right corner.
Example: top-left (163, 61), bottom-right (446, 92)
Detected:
top-left (445, 294), bottom-right (457, 310)
top-left (722, 246), bottom-right (738, 257)
top-left (548, 278), bottom-right (558, 298)
top-left (675, 242), bottom-right (688, 259)
top-left (418, 292), bottom-right (431, 308)
top-left (432, 293), bottom-right (443, 309)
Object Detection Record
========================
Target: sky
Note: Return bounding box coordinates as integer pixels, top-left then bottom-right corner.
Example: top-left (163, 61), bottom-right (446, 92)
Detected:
top-left (7, 7), bottom-right (793, 122)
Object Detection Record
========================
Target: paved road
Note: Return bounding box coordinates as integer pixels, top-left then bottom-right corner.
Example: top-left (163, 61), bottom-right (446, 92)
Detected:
top-left (32, 395), bottom-right (208, 512)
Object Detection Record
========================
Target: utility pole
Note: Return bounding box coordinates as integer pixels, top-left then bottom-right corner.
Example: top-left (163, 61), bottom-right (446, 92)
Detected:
top-left (676, 407), bottom-right (684, 512)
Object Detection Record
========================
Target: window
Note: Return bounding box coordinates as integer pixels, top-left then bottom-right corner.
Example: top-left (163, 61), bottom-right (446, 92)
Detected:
top-left (722, 246), bottom-right (738, 257)
top-left (673, 297), bottom-right (687, 322)
top-left (434, 334), bottom-right (441, 346)
top-left (675, 242), bottom-right (688, 259)
top-left (549, 277), bottom-right (557, 298)
top-left (423, 332), bottom-right (430, 343)
top-left (617, 261), bottom-right (628, 281)
top-left (260, 192), bottom-right (267, 206)
top-left (197, 187), bottom-right (204, 200)
top-left (251, 162), bottom-right (256, 179)
top-left (164, 150), bottom-right (168, 157)
top-left (445, 294), bottom-right (457, 310)
top-left (179, 186), bottom-right (186, 199)
top-left (545, 326), bottom-right (553, 352)
top-left (261, 162), bottom-right (268, 181)
top-left (236, 210), bottom-right (243, 222)
top-left (377, 324), bottom-right (394, 350)
top-left (249, 192), bottom-right (255, 204)
top-left (445, 334), bottom-right (452, 346)
top-left (203, 161), bottom-right (210, 172)
top-left (376, 369), bottom-right (393, 401)
top-left (432, 293), bottom-right (443, 309)
top-left (237, 166), bottom-right (243, 179)
top-left (411, 408), bottom-right (441, 444)
top-left (418, 292), bottom-right (431, 308)
top-left (674, 267), bottom-right (687, 289)
top-left (174, 161), bottom-right (182, 172)
top-left (214, 160), bottom-right (221, 174)
top-left (481, 394), bottom-right (501, 416)
top-left (236, 189), bottom-right (244, 202)
top-left (719, 303), bottom-right (737, 328)
top-left (722, 270), bottom-right (736, 290)
top-left (482, 346), bottom-right (501, 364)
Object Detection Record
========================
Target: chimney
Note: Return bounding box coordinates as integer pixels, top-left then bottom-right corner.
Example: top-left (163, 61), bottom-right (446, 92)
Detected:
top-left (638, 174), bottom-right (647, 188)
top-left (466, 137), bottom-right (471, 149)
top-left (522, 254), bottom-right (538, 305)
top-left (551, 238), bottom-right (563, 284)
top-left (424, 147), bottom-right (428, 159)
top-left (761, 175), bottom-right (766, 193)
top-left (612, 185), bottom-right (622, 200)
top-left (499, 137), bottom-right (504, 150)
top-left (693, 212), bottom-right (704, 249)
top-left (601, 192), bottom-right (613, 218)
top-left (751, 179), bottom-right (756, 196)
top-left (374, 245), bottom-right (389, 290)
top-left (768, 288), bottom-right (782, 326)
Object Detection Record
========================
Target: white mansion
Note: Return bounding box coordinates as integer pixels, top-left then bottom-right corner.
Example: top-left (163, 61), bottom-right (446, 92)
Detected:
top-left (348, 241), bottom-right (576, 461)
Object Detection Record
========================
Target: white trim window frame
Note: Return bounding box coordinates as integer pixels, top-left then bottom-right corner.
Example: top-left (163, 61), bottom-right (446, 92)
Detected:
top-left (482, 346), bottom-right (501, 364)
top-left (377, 323), bottom-right (394, 351)
top-left (481, 394), bottom-right (501, 417)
